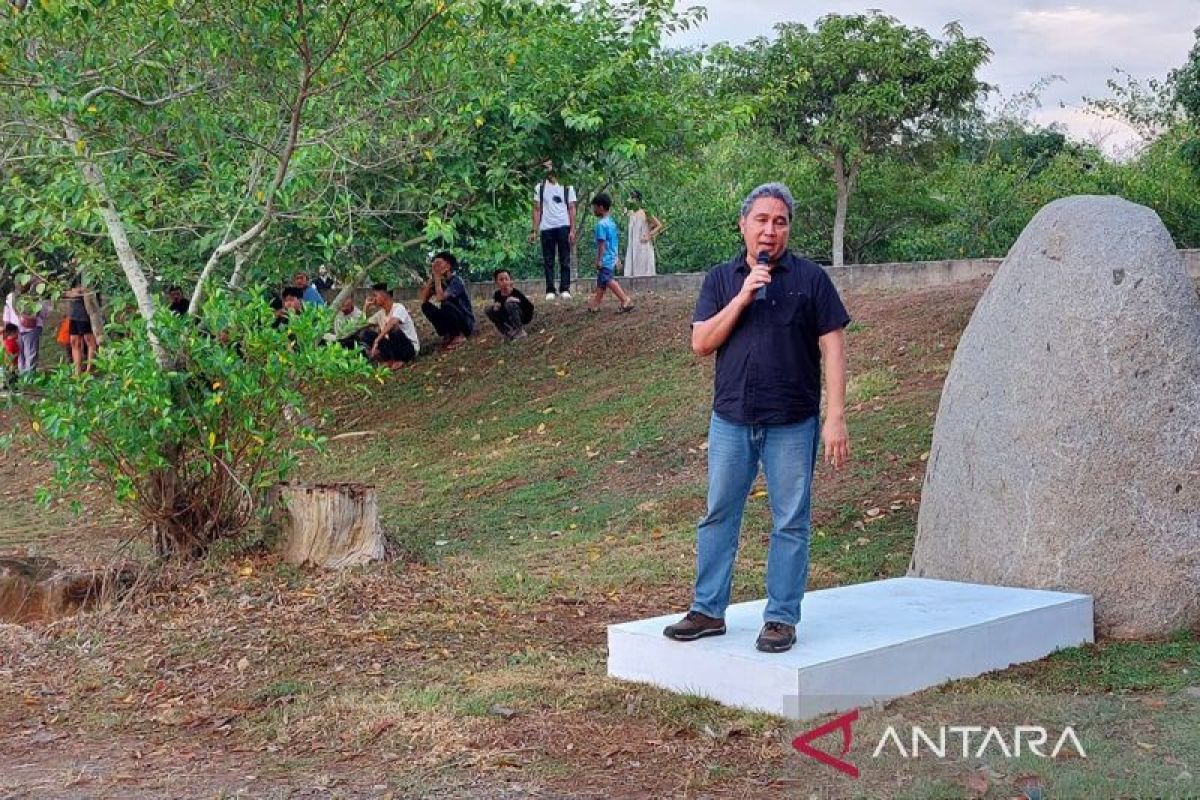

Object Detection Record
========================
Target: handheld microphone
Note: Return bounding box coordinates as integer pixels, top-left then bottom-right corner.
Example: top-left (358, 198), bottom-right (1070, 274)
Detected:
top-left (754, 250), bottom-right (770, 302)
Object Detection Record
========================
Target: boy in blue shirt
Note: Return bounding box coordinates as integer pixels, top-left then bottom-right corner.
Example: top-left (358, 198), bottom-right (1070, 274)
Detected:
top-left (587, 193), bottom-right (635, 313)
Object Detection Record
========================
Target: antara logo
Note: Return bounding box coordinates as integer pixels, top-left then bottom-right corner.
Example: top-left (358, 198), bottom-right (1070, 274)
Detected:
top-left (792, 709), bottom-right (860, 778)
top-left (792, 709), bottom-right (1087, 778)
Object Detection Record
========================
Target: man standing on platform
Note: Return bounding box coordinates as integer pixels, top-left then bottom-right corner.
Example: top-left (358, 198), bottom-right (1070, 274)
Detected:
top-left (663, 182), bottom-right (851, 654)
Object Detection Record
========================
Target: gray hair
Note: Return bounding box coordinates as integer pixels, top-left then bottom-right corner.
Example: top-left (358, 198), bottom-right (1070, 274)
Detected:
top-left (740, 182), bottom-right (794, 220)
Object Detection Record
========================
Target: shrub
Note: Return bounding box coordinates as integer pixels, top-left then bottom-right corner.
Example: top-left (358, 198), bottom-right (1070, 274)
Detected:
top-left (27, 289), bottom-right (378, 558)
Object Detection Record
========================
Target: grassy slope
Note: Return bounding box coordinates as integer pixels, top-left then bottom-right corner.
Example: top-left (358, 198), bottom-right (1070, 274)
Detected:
top-left (1, 282), bottom-right (1198, 799)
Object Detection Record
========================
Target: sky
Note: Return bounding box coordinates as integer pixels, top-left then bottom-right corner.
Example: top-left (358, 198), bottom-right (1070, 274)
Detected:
top-left (667, 1), bottom-right (1198, 155)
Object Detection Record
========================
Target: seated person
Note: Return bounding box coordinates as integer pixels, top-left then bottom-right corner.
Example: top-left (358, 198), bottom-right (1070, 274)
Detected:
top-left (294, 271), bottom-right (326, 306)
top-left (485, 268), bottom-right (534, 341)
top-left (166, 286), bottom-right (189, 315)
top-left (419, 250), bottom-right (475, 349)
top-left (273, 286), bottom-right (305, 328)
top-left (363, 283), bottom-right (419, 366)
top-left (315, 264), bottom-right (337, 293)
top-left (332, 295), bottom-right (367, 343)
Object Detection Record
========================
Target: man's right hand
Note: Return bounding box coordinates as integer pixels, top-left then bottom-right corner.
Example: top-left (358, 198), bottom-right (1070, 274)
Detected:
top-left (527, 231), bottom-right (537, 244)
top-left (738, 263), bottom-right (771, 303)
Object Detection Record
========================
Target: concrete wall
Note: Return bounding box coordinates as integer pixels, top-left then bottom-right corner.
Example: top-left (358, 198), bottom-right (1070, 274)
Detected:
top-left (28, 249), bottom-right (1200, 322)
top-left (389, 249), bottom-right (1200, 302)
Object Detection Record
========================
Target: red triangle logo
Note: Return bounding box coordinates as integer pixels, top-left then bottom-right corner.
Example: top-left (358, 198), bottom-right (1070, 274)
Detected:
top-left (792, 708), bottom-right (859, 778)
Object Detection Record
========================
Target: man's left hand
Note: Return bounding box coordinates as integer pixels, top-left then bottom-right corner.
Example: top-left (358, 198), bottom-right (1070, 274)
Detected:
top-left (822, 414), bottom-right (850, 470)
top-left (568, 229), bottom-right (576, 246)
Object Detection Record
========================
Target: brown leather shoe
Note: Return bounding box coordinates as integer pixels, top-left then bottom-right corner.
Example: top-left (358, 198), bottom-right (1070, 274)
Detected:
top-left (663, 610), bottom-right (726, 641)
top-left (755, 621), bottom-right (796, 653)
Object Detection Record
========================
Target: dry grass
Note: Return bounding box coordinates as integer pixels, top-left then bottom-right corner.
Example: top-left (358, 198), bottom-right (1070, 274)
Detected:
top-left (1, 282), bottom-right (1197, 799)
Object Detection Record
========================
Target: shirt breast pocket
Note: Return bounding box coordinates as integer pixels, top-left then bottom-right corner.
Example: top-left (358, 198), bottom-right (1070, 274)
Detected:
top-left (768, 290), bottom-right (807, 326)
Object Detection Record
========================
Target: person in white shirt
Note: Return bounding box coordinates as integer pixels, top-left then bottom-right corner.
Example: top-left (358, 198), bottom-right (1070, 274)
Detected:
top-left (332, 295), bottom-right (367, 340)
top-left (2, 279), bottom-right (50, 375)
top-left (364, 283), bottom-right (419, 367)
top-left (528, 158), bottom-right (577, 301)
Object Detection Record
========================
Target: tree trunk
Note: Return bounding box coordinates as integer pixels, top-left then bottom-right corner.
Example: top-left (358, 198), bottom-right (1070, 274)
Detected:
top-left (279, 483), bottom-right (384, 569)
top-left (54, 105), bottom-right (169, 367)
top-left (80, 275), bottom-right (105, 346)
top-left (0, 556), bottom-right (137, 623)
top-left (831, 149), bottom-right (853, 268)
top-left (228, 240), bottom-right (262, 289)
top-left (329, 235), bottom-right (427, 309)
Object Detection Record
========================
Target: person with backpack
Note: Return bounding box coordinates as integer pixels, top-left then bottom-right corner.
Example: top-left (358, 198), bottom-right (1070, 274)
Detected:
top-left (529, 158), bottom-right (577, 301)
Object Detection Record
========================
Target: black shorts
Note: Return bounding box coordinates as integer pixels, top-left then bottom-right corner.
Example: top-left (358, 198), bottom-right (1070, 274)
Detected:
top-left (69, 318), bottom-right (93, 336)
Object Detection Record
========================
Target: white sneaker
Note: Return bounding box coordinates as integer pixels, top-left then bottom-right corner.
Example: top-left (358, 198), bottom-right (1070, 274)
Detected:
top-left (545, 292), bottom-right (557, 301)
top-left (559, 291), bottom-right (572, 300)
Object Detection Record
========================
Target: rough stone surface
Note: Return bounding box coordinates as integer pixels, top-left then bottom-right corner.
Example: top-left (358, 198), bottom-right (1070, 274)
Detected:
top-left (910, 195), bottom-right (1200, 638)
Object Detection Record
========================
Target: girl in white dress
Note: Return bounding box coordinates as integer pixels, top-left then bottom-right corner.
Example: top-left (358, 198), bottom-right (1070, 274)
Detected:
top-left (623, 190), bottom-right (664, 277)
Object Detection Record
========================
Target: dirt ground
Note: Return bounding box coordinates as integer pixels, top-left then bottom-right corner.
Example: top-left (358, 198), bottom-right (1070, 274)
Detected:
top-left (3, 281), bottom-right (1196, 799)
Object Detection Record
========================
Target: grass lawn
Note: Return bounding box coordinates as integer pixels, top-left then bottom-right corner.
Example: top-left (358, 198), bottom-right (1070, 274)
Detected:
top-left (1, 281), bottom-right (1197, 798)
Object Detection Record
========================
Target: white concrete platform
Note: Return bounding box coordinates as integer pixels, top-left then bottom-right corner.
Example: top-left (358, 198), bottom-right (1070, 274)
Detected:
top-left (607, 577), bottom-right (1093, 720)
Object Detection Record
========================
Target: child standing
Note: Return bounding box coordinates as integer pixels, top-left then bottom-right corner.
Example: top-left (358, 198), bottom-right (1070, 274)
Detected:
top-left (2, 323), bottom-right (18, 389)
top-left (587, 193), bottom-right (634, 313)
top-left (486, 269), bottom-right (535, 341)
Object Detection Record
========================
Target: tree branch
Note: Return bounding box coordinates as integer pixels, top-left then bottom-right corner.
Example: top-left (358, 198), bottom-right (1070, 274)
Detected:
top-left (188, 49), bottom-right (314, 312)
top-left (308, 3), bottom-right (449, 98)
top-left (80, 82), bottom-right (207, 109)
top-left (331, 235), bottom-right (426, 308)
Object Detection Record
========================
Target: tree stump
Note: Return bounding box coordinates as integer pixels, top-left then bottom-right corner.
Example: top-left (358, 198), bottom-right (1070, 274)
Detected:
top-left (278, 483), bottom-right (384, 568)
top-left (0, 556), bottom-right (137, 623)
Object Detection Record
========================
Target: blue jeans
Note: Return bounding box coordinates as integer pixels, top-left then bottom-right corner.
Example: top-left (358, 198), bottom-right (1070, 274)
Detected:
top-left (691, 413), bottom-right (819, 626)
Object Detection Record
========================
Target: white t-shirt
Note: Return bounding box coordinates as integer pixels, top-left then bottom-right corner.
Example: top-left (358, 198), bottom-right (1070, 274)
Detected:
top-left (332, 306), bottom-right (366, 338)
top-left (534, 181), bottom-right (577, 231)
top-left (371, 303), bottom-right (420, 353)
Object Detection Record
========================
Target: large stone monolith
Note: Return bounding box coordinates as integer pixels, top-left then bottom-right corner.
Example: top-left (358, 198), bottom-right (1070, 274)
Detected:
top-left (910, 195), bottom-right (1200, 638)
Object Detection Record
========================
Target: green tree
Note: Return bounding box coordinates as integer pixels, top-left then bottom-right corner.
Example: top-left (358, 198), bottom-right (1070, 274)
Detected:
top-left (1172, 27), bottom-right (1200, 171)
top-left (1, 0), bottom-right (450, 553)
top-left (729, 13), bottom-right (991, 265)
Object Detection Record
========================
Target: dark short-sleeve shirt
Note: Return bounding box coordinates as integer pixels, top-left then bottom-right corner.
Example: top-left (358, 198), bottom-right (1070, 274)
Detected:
top-left (693, 250), bottom-right (850, 425)
top-left (443, 274), bottom-right (476, 334)
top-left (68, 296), bottom-right (89, 322)
top-left (493, 288), bottom-right (535, 324)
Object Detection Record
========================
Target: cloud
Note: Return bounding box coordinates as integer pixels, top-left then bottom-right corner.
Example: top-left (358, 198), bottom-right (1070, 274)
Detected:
top-left (1030, 105), bottom-right (1143, 158)
top-left (668, 2), bottom-right (1198, 153)
top-left (1009, 5), bottom-right (1190, 63)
